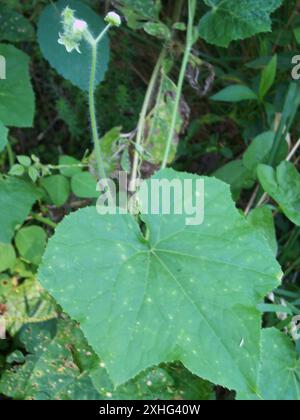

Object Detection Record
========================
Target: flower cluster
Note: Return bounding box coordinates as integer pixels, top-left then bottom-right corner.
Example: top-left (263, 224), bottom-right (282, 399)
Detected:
top-left (58, 6), bottom-right (88, 53)
top-left (57, 7), bottom-right (122, 53)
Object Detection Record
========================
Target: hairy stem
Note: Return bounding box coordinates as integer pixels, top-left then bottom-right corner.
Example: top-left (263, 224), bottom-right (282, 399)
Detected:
top-left (89, 42), bottom-right (107, 181)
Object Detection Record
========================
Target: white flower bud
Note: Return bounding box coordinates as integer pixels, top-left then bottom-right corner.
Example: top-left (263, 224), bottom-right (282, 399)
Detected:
top-left (105, 11), bottom-right (121, 27)
top-left (73, 19), bottom-right (88, 34)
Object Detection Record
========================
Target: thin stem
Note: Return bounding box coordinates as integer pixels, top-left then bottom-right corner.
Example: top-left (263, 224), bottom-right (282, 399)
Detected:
top-left (161, 0), bottom-right (196, 169)
top-left (280, 227), bottom-right (300, 264)
top-left (6, 141), bottom-right (14, 168)
top-left (31, 213), bottom-right (57, 229)
top-left (173, 0), bottom-right (185, 22)
top-left (244, 185), bottom-right (259, 216)
top-left (286, 138), bottom-right (300, 162)
top-left (269, 83), bottom-right (300, 165)
top-left (284, 256), bottom-right (300, 278)
top-left (256, 192), bottom-right (268, 208)
top-left (95, 23), bottom-right (111, 44)
top-left (89, 42), bottom-right (107, 181)
top-left (129, 48), bottom-right (167, 192)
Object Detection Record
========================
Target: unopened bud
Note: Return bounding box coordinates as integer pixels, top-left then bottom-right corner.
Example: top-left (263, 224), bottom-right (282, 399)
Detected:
top-left (105, 11), bottom-right (121, 27)
top-left (73, 19), bottom-right (88, 34)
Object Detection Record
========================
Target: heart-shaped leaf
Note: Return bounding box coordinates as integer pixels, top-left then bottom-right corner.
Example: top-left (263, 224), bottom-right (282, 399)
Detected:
top-left (39, 169), bottom-right (281, 395)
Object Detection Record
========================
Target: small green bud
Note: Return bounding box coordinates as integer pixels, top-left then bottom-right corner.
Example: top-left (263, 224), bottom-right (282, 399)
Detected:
top-left (61, 6), bottom-right (75, 26)
top-left (105, 11), bottom-right (122, 27)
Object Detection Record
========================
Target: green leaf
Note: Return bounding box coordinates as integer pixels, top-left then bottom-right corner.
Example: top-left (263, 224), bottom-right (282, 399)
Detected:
top-left (0, 121), bottom-right (8, 153)
top-left (71, 172), bottom-right (99, 198)
top-left (0, 44), bottom-right (35, 127)
top-left (0, 177), bottom-right (39, 244)
top-left (59, 155), bottom-right (82, 177)
top-left (257, 161), bottom-right (300, 226)
top-left (100, 126), bottom-right (122, 173)
top-left (120, 149), bottom-right (131, 173)
top-left (0, 243), bottom-right (16, 272)
top-left (28, 166), bottom-right (39, 183)
top-left (259, 55), bottom-right (277, 101)
top-left (256, 304), bottom-right (293, 316)
top-left (0, 278), bottom-right (56, 336)
top-left (40, 175), bottom-right (70, 207)
top-left (39, 169), bottom-right (281, 394)
top-left (214, 160), bottom-right (255, 199)
top-left (9, 164), bottom-right (25, 177)
top-left (37, 0), bottom-right (110, 91)
top-left (243, 131), bottom-right (275, 175)
top-left (15, 226), bottom-right (47, 266)
top-left (0, 316), bottom-right (213, 400)
top-left (199, 0), bottom-right (283, 48)
top-left (0, 7), bottom-right (34, 42)
top-left (211, 85), bottom-right (257, 102)
top-left (294, 27), bottom-right (300, 45)
top-left (239, 329), bottom-right (300, 400)
top-left (144, 22), bottom-right (171, 40)
top-left (145, 74), bottom-right (182, 164)
top-left (7, 351), bottom-right (26, 365)
top-left (92, 362), bottom-right (214, 400)
top-left (17, 155), bottom-right (31, 167)
top-left (0, 319), bottom-right (101, 400)
top-left (247, 207), bottom-right (277, 255)
top-left (116, 0), bottom-right (161, 29)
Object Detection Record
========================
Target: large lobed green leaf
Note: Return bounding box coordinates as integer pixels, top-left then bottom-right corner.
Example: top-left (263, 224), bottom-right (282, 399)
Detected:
top-left (0, 44), bottom-right (35, 127)
top-left (199, 0), bottom-right (283, 47)
top-left (39, 169), bottom-right (281, 396)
